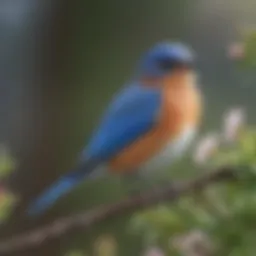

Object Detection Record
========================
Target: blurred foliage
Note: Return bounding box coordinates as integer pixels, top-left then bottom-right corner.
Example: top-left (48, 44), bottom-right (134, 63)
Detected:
top-left (65, 251), bottom-right (87, 256)
top-left (237, 27), bottom-right (256, 69)
top-left (67, 235), bottom-right (117, 256)
top-left (94, 235), bottom-right (117, 256)
top-left (129, 117), bottom-right (256, 255)
top-left (65, 109), bottom-right (256, 256)
top-left (0, 192), bottom-right (16, 222)
top-left (0, 146), bottom-right (16, 178)
top-left (0, 145), bottom-right (16, 223)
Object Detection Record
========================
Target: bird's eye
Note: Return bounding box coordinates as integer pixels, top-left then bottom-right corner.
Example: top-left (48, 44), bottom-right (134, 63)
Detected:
top-left (158, 58), bottom-right (193, 71)
top-left (158, 58), bottom-right (176, 70)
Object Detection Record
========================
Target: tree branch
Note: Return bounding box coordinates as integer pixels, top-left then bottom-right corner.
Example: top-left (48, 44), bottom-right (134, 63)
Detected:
top-left (0, 167), bottom-right (236, 255)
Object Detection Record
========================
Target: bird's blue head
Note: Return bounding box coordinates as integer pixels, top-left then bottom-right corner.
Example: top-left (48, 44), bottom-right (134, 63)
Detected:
top-left (137, 42), bottom-right (195, 78)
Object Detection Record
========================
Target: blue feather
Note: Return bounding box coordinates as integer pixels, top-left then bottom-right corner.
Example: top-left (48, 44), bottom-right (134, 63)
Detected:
top-left (27, 83), bottom-right (161, 216)
top-left (27, 159), bottom-right (99, 216)
top-left (85, 83), bottom-right (161, 160)
top-left (27, 176), bottom-right (78, 216)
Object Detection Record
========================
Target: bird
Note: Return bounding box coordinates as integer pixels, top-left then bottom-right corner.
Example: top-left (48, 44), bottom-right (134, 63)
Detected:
top-left (27, 41), bottom-right (203, 216)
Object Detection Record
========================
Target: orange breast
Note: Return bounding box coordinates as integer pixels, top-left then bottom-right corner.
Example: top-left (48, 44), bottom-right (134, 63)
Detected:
top-left (109, 73), bottom-right (202, 173)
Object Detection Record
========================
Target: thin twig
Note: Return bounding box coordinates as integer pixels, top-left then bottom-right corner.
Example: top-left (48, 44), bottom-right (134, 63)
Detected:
top-left (0, 167), bottom-right (235, 255)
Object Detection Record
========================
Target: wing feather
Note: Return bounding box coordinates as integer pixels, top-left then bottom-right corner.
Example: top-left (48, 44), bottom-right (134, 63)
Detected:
top-left (85, 84), bottom-right (161, 161)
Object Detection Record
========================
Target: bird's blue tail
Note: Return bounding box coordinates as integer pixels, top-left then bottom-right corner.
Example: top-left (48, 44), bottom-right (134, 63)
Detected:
top-left (27, 159), bottom-right (98, 217)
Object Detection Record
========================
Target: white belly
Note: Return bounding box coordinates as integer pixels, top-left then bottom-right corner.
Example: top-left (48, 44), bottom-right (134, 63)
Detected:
top-left (138, 126), bottom-right (196, 174)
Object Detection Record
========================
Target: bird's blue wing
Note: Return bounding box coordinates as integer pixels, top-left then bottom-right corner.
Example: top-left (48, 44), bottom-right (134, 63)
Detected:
top-left (84, 83), bottom-right (161, 161)
top-left (27, 83), bottom-right (161, 217)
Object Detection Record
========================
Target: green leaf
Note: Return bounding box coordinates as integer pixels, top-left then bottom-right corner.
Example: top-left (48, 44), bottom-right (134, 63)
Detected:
top-left (94, 235), bottom-right (117, 256)
top-left (65, 251), bottom-right (85, 256)
top-left (0, 147), bottom-right (15, 177)
top-left (0, 191), bottom-right (16, 222)
top-left (238, 30), bottom-right (256, 69)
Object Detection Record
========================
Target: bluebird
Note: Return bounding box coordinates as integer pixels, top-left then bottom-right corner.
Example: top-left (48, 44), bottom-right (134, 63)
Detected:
top-left (27, 41), bottom-right (203, 216)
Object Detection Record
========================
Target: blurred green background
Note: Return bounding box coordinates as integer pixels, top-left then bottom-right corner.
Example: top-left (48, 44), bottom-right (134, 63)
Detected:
top-left (1, 0), bottom-right (256, 255)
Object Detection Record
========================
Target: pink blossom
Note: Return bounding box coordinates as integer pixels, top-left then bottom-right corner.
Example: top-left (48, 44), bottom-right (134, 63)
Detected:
top-left (143, 247), bottom-right (165, 256)
top-left (171, 230), bottom-right (214, 256)
top-left (193, 134), bottom-right (220, 165)
top-left (222, 107), bottom-right (246, 143)
top-left (227, 42), bottom-right (245, 60)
